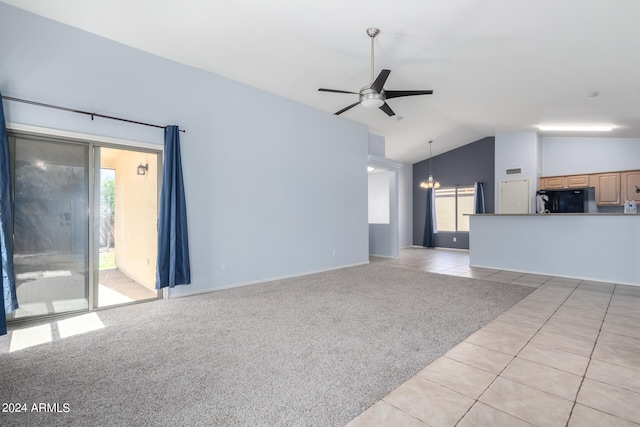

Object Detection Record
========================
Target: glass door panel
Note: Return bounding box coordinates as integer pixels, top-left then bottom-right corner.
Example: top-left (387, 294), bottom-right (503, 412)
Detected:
top-left (95, 147), bottom-right (159, 307)
top-left (9, 137), bottom-right (89, 319)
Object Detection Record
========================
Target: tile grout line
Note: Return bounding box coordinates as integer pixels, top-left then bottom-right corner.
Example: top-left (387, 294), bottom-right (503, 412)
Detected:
top-left (379, 255), bottom-right (628, 426)
top-left (372, 266), bottom-right (542, 426)
top-left (374, 400), bottom-right (430, 427)
top-left (563, 283), bottom-right (616, 427)
top-left (452, 279), bottom-right (581, 426)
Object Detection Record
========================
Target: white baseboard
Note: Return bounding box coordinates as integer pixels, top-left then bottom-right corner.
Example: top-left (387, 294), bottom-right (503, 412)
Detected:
top-left (167, 261), bottom-right (371, 299)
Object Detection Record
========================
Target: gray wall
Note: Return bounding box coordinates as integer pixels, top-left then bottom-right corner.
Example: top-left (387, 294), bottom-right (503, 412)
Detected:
top-left (369, 224), bottom-right (393, 257)
top-left (398, 163), bottom-right (413, 248)
top-left (0, 3), bottom-right (370, 297)
top-left (413, 137), bottom-right (495, 249)
top-left (368, 171), bottom-right (394, 257)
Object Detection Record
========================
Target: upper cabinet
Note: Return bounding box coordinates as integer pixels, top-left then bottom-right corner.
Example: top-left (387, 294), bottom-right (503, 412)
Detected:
top-left (590, 173), bottom-right (621, 205)
top-left (540, 176), bottom-right (566, 189)
top-left (566, 175), bottom-right (590, 188)
top-left (622, 171), bottom-right (640, 203)
top-left (539, 174), bottom-right (589, 190)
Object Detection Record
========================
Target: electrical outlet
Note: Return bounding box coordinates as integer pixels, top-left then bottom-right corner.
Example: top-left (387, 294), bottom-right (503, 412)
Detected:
top-left (221, 262), bottom-right (227, 271)
top-left (453, 237), bottom-right (457, 242)
top-left (332, 249), bottom-right (336, 256)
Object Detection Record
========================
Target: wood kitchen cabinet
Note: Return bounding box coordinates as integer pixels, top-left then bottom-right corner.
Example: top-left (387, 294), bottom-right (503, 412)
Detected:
top-left (590, 173), bottom-right (621, 205)
top-left (539, 174), bottom-right (589, 189)
top-left (566, 175), bottom-right (590, 188)
top-left (540, 176), bottom-right (566, 189)
top-left (622, 171), bottom-right (640, 203)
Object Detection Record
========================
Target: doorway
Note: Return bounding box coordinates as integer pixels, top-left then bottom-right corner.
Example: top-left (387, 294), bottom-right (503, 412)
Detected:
top-left (367, 155), bottom-right (403, 258)
top-left (95, 147), bottom-right (159, 308)
top-left (7, 133), bottom-right (161, 321)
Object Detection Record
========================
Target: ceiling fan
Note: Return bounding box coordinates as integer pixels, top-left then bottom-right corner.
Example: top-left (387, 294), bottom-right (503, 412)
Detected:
top-left (319, 27), bottom-right (433, 117)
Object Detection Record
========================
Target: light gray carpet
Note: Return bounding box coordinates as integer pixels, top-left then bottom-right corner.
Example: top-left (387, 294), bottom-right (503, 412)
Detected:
top-left (0, 261), bottom-right (533, 426)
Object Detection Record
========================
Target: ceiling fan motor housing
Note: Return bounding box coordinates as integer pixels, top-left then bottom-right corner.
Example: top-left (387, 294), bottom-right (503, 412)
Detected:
top-left (360, 87), bottom-right (385, 108)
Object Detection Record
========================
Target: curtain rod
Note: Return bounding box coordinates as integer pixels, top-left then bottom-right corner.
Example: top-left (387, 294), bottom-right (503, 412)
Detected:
top-left (1, 95), bottom-right (185, 133)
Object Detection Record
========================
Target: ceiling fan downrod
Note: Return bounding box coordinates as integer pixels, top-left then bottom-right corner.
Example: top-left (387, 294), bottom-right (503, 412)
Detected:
top-left (367, 27), bottom-right (380, 85)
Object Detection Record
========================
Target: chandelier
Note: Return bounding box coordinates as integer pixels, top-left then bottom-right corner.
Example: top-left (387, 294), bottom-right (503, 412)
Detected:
top-left (420, 140), bottom-right (440, 189)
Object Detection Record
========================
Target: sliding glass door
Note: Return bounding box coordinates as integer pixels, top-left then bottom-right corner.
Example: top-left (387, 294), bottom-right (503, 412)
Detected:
top-left (9, 137), bottom-right (89, 318)
top-left (7, 133), bottom-right (161, 321)
top-left (95, 147), bottom-right (159, 308)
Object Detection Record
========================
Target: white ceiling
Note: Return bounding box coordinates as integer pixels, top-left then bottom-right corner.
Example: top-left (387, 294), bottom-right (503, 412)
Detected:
top-left (4, 0), bottom-right (640, 163)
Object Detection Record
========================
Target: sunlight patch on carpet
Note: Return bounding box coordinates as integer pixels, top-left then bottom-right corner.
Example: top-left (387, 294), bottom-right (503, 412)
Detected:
top-left (8, 312), bottom-right (105, 352)
top-left (57, 313), bottom-right (105, 339)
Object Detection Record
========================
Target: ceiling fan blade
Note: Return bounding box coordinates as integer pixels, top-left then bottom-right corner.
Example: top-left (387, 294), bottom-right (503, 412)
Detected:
top-left (335, 102), bottom-right (360, 115)
top-left (318, 88), bottom-right (358, 95)
top-left (379, 102), bottom-right (395, 117)
top-left (385, 90), bottom-right (433, 99)
top-left (370, 69), bottom-right (391, 93)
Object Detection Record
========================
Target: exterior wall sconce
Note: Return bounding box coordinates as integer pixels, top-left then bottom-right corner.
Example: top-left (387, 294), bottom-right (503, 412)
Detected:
top-left (137, 163), bottom-right (148, 175)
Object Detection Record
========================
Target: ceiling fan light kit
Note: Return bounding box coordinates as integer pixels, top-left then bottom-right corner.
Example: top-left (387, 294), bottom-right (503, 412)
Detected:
top-left (318, 27), bottom-right (433, 117)
top-left (360, 88), bottom-right (385, 108)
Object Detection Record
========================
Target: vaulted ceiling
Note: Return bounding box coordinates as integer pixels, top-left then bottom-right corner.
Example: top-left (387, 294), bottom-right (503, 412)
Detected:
top-left (3, 0), bottom-right (640, 163)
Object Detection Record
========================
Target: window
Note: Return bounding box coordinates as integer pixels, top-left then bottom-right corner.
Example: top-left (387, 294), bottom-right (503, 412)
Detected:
top-left (435, 186), bottom-right (475, 232)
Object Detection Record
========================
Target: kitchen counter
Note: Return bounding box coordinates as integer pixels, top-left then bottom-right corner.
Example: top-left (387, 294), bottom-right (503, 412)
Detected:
top-left (470, 213), bottom-right (637, 216)
top-left (469, 214), bottom-right (639, 286)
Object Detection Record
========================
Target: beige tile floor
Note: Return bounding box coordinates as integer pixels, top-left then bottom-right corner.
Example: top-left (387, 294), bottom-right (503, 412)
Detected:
top-left (347, 248), bottom-right (640, 427)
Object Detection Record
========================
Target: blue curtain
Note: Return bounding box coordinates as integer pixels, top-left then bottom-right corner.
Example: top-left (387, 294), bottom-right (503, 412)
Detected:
top-left (0, 94), bottom-right (18, 335)
top-left (423, 188), bottom-right (437, 248)
top-left (156, 125), bottom-right (191, 289)
top-left (474, 182), bottom-right (486, 214)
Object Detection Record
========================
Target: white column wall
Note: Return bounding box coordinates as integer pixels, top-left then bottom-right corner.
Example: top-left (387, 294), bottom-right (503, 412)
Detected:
top-left (470, 214), bottom-right (640, 286)
top-left (495, 132), bottom-right (541, 213)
